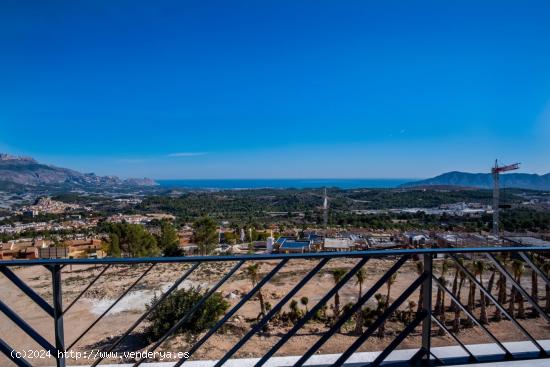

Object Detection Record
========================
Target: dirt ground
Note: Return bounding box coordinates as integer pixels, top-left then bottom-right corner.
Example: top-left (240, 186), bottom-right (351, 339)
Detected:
top-left (1, 258), bottom-right (548, 366)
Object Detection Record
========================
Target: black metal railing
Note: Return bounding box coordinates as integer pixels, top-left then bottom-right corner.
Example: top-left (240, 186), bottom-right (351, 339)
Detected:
top-left (0, 246), bottom-right (549, 367)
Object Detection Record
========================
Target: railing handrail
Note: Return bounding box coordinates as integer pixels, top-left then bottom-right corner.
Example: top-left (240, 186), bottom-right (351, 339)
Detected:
top-left (1, 245), bottom-right (547, 266)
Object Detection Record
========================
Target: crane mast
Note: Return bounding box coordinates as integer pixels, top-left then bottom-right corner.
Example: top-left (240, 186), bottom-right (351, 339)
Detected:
top-left (491, 160), bottom-right (520, 237)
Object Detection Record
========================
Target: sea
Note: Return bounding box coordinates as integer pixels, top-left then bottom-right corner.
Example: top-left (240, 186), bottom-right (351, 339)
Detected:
top-left (156, 179), bottom-right (415, 190)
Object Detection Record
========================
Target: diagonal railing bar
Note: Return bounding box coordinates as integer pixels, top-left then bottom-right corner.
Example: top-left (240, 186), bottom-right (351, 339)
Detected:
top-left (174, 259), bottom-right (289, 367)
top-left (91, 262), bottom-right (200, 367)
top-left (67, 263), bottom-right (155, 350)
top-left (332, 274), bottom-right (426, 367)
top-left (255, 257), bottom-right (371, 367)
top-left (0, 266), bottom-right (54, 317)
top-left (133, 260), bottom-right (245, 367)
top-left (63, 265), bottom-right (111, 316)
top-left (431, 275), bottom-right (512, 358)
top-left (293, 255), bottom-right (410, 367)
top-left (518, 252), bottom-right (550, 289)
top-left (0, 338), bottom-right (32, 367)
top-left (213, 258), bottom-right (330, 367)
top-left (366, 310), bottom-right (427, 367)
top-left (0, 299), bottom-right (57, 353)
top-left (448, 253), bottom-right (548, 356)
top-left (486, 253), bottom-right (550, 324)
top-left (431, 315), bottom-right (478, 363)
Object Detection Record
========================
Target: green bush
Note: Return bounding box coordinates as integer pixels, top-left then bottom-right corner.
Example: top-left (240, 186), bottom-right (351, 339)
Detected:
top-left (145, 287), bottom-right (229, 341)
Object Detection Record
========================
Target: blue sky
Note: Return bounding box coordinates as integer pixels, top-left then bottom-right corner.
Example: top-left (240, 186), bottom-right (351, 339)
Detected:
top-left (1, 0), bottom-right (549, 179)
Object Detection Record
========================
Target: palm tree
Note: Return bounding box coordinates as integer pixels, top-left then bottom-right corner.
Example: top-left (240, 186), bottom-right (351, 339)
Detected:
top-left (415, 261), bottom-right (424, 315)
top-left (453, 268), bottom-right (466, 333)
top-left (512, 260), bottom-right (526, 319)
top-left (465, 263), bottom-right (476, 328)
top-left (407, 300), bottom-right (416, 324)
top-left (435, 261), bottom-right (449, 315)
top-left (377, 272), bottom-right (397, 338)
top-left (332, 268), bottom-right (346, 320)
top-left (450, 260), bottom-right (461, 312)
top-left (246, 263), bottom-right (266, 317)
top-left (495, 254), bottom-right (508, 321)
top-left (530, 257), bottom-right (539, 317)
top-left (386, 273), bottom-right (397, 306)
top-left (355, 268), bottom-right (366, 335)
top-left (542, 261), bottom-right (550, 313)
top-left (485, 264), bottom-right (496, 307)
top-left (474, 261), bottom-right (488, 324)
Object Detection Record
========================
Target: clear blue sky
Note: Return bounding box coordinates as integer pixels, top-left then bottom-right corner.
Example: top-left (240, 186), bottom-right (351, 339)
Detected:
top-left (1, 1), bottom-right (549, 179)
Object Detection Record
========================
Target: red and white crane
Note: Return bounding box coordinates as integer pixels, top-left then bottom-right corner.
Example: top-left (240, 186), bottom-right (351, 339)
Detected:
top-left (491, 160), bottom-right (520, 237)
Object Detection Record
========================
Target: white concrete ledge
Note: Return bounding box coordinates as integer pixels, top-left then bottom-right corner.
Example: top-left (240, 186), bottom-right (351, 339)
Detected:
top-left (75, 339), bottom-right (550, 367)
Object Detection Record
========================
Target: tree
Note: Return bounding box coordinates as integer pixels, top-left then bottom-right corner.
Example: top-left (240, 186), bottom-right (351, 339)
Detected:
top-left (485, 265), bottom-right (496, 307)
top-left (542, 261), bottom-right (550, 313)
top-left (355, 268), bottom-right (366, 335)
top-left (453, 267), bottom-right (466, 333)
top-left (193, 216), bottom-right (218, 255)
top-left (158, 221), bottom-right (181, 256)
top-left (101, 223), bottom-right (160, 257)
top-left (331, 268), bottom-right (347, 322)
top-left (435, 261), bottom-right (449, 315)
top-left (246, 263), bottom-right (266, 318)
top-left (415, 261), bottom-right (424, 315)
top-left (108, 233), bottom-right (121, 257)
top-left (512, 260), bottom-right (526, 319)
top-left (495, 254), bottom-right (508, 321)
top-left (474, 261), bottom-right (488, 324)
top-left (378, 272), bottom-right (397, 338)
top-left (530, 257), bottom-right (539, 317)
top-left (145, 287), bottom-right (229, 341)
top-left (465, 263), bottom-right (476, 328)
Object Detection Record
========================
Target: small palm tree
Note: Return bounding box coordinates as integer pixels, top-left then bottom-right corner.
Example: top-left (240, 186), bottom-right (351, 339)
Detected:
top-left (246, 263), bottom-right (266, 317)
top-left (377, 272), bottom-right (397, 338)
top-left (385, 273), bottom-right (397, 306)
top-left (453, 268), bottom-right (466, 332)
top-left (415, 261), bottom-right (424, 315)
top-left (355, 268), bottom-right (366, 335)
top-left (512, 260), bottom-right (526, 319)
top-left (465, 263), bottom-right (476, 327)
top-left (485, 264), bottom-right (496, 307)
top-left (495, 254), bottom-right (508, 321)
top-left (474, 261), bottom-right (488, 324)
top-left (542, 261), bottom-right (550, 313)
top-left (331, 268), bottom-right (347, 320)
top-left (407, 300), bottom-right (416, 324)
top-left (530, 257), bottom-right (539, 317)
top-left (435, 261), bottom-right (449, 315)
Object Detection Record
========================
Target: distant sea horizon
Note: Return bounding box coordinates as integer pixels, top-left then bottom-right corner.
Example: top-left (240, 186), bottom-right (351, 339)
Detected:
top-left (156, 178), bottom-right (417, 190)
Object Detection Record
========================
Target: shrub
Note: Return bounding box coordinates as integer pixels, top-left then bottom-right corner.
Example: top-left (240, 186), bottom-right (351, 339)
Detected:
top-left (146, 287), bottom-right (229, 341)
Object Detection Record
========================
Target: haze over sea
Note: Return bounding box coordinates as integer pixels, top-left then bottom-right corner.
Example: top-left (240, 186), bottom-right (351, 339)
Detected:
top-left (157, 179), bottom-right (414, 190)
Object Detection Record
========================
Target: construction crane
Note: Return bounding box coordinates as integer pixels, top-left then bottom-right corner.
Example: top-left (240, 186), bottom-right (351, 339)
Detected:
top-left (491, 159), bottom-right (520, 237)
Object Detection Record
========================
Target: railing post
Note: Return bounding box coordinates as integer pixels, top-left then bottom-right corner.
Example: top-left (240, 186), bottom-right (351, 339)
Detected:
top-left (421, 253), bottom-right (433, 365)
top-left (51, 265), bottom-right (65, 367)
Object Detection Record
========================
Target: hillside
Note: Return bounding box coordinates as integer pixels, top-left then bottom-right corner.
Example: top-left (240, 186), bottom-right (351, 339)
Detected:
top-left (0, 153), bottom-right (157, 188)
top-left (401, 171), bottom-right (550, 191)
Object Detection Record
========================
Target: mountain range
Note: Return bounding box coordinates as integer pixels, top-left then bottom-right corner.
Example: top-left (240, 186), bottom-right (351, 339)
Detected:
top-left (401, 171), bottom-right (550, 191)
top-left (0, 153), bottom-right (157, 188)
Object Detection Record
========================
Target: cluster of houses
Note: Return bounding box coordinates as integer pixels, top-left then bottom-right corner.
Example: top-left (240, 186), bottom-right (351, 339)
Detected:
top-left (0, 238), bottom-right (104, 260)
